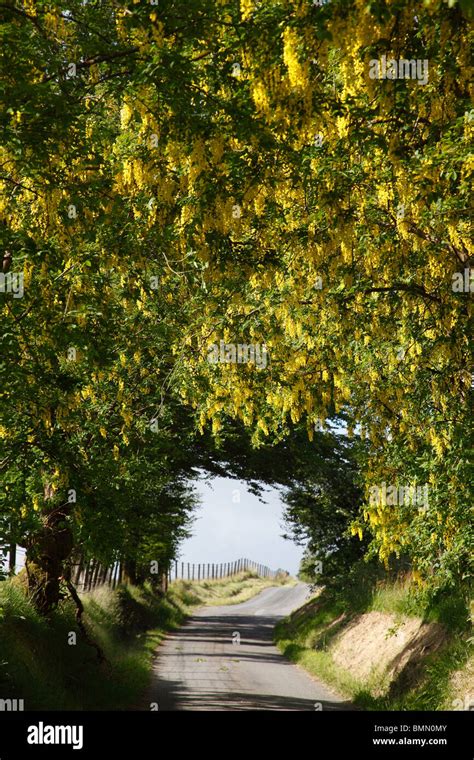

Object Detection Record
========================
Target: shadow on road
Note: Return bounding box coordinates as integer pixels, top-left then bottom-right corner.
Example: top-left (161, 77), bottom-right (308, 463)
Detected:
top-left (141, 609), bottom-right (353, 711)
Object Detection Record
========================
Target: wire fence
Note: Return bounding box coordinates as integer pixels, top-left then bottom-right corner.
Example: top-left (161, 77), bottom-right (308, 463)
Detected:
top-left (71, 556), bottom-right (283, 592)
top-left (1, 548), bottom-right (285, 592)
top-left (169, 558), bottom-right (281, 582)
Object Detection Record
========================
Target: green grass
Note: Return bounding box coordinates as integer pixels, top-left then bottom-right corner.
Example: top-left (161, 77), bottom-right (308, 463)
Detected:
top-left (275, 572), bottom-right (472, 711)
top-left (0, 570), bottom-right (285, 710)
top-left (169, 570), bottom-right (293, 607)
top-left (368, 578), bottom-right (471, 632)
top-left (358, 639), bottom-right (473, 711)
top-left (0, 581), bottom-right (186, 710)
top-left (277, 637), bottom-right (361, 699)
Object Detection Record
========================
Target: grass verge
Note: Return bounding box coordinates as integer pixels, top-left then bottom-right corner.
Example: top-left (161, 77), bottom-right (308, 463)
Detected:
top-left (275, 570), bottom-right (472, 711)
top-left (0, 570), bottom-right (287, 710)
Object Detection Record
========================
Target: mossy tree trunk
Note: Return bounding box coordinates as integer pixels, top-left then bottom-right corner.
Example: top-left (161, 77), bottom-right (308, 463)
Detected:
top-left (25, 483), bottom-right (74, 615)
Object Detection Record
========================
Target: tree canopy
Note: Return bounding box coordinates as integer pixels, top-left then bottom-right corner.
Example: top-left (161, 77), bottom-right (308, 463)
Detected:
top-left (0, 0), bottom-right (472, 608)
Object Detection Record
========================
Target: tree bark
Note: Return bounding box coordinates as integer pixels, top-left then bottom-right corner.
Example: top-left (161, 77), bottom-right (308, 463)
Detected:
top-left (122, 557), bottom-right (138, 585)
top-left (25, 502), bottom-right (73, 615)
top-left (8, 542), bottom-right (16, 576)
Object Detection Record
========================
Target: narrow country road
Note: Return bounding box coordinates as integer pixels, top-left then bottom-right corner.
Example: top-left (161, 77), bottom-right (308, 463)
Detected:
top-left (144, 583), bottom-right (351, 711)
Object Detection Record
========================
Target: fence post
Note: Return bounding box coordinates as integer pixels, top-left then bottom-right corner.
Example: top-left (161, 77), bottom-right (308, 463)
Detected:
top-left (84, 560), bottom-right (93, 591)
top-left (94, 562), bottom-right (101, 588)
top-left (77, 560), bottom-right (85, 590)
top-left (91, 561), bottom-right (100, 590)
top-left (74, 554), bottom-right (83, 586)
top-left (114, 562), bottom-right (119, 587)
top-left (192, 564), bottom-right (195, 580)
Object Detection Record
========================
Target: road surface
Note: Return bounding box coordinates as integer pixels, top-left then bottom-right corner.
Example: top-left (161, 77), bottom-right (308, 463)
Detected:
top-left (144, 583), bottom-right (351, 711)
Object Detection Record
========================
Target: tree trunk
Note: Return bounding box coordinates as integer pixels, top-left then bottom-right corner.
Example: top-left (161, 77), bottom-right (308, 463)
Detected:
top-left (122, 558), bottom-right (138, 585)
top-left (25, 516), bottom-right (73, 614)
top-left (8, 542), bottom-right (16, 576)
top-left (25, 484), bottom-right (74, 615)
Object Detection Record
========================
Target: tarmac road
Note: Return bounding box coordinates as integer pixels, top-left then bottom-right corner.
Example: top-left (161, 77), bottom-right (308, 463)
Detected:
top-left (144, 583), bottom-right (351, 711)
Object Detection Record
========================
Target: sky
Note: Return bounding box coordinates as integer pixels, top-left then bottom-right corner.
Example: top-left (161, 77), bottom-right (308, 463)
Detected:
top-left (178, 476), bottom-right (304, 576)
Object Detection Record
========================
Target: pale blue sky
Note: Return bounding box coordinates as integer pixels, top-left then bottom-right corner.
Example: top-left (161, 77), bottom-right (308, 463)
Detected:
top-left (179, 476), bottom-right (304, 576)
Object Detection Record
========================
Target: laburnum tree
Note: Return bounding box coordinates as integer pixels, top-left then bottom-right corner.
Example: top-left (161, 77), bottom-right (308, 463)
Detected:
top-left (164, 0), bottom-right (472, 595)
top-left (0, 0), bottom-right (472, 613)
top-left (0, 0), bottom-right (204, 610)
